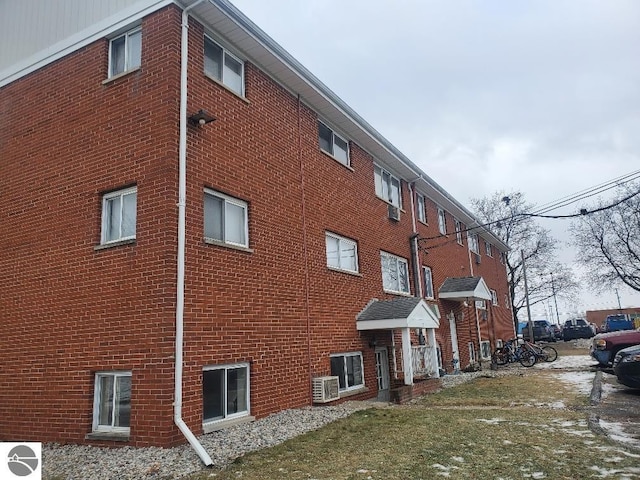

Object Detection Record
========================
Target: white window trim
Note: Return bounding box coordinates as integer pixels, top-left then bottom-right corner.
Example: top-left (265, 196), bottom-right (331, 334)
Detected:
top-left (101, 186), bottom-right (137, 245)
top-left (374, 164), bottom-right (402, 208)
top-left (423, 266), bottom-right (434, 299)
top-left (325, 232), bottom-right (359, 273)
top-left (380, 251), bottom-right (411, 295)
top-left (496, 339), bottom-right (504, 349)
top-left (454, 219), bottom-right (463, 244)
top-left (468, 232), bottom-right (479, 254)
top-left (318, 121), bottom-right (350, 166)
top-left (330, 352), bottom-right (365, 392)
top-left (468, 342), bottom-right (477, 363)
top-left (437, 208), bottom-right (447, 235)
top-left (416, 193), bottom-right (426, 223)
top-left (202, 362), bottom-right (251, 426)
top-left (204, 34), bottom-right (245, 97)
top-left (204, 189), bottom-right (249, 248)
top-left (480, 341), bottom-right (491, 360)
top-left (92, 371), bottom-right (131, 434)
top-left (108, 27), bottom-right (141, 78)
top-left (485, 240), bottom-right (493, 257)
top-left (476, 300), bottom-right (487, 310)
top-left (490, 289), bottom-right (498, 306)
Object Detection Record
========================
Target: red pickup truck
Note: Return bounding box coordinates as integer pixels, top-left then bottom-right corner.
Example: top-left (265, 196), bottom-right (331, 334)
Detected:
top-left (590, 328), bottom-right (640, 367)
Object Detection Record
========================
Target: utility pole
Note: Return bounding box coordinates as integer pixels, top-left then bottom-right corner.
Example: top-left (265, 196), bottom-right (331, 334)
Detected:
top-left (615, 289), bottom-right (622, 310)
top-left (550, 272), bottom-right (560, 324)
top-left (522, 250), bottom-right (535, 343)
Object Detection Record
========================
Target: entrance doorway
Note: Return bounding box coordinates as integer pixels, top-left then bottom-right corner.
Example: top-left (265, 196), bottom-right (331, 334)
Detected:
top-left (374, 347), bottom-right (390, 402)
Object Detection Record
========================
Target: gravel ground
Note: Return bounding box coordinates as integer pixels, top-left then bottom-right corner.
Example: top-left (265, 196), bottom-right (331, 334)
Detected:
top-left (44, 346), bottom-right (587, 480)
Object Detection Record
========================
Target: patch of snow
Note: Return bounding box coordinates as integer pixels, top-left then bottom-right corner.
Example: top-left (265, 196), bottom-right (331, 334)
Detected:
top-left (451, 456), bottom-right (464, 463)
top-left (535, 354), bottom-right (593, 370)
top-left (554, 371), bottom-right (595, 395)
top-left (476, 418), bottom-right (505, 425)
top-left (600, 421), bottom-right (640, 448)
top-left (503, 440), bottom-right (513, 445)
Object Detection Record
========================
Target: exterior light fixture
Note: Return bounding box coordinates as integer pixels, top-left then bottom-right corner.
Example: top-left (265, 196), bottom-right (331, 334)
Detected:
top-left (188, 109), bottom-right (216, 126)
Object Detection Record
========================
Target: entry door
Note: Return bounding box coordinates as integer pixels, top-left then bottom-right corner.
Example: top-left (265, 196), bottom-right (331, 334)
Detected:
top-left (374, 347), bottom-right (390, 402)
top-left (449, 313), bottom-right (460, 372)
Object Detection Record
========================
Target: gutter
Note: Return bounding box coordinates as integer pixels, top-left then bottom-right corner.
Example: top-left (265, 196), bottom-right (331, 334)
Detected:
top-left (175, 0), bottom-right (213, 466)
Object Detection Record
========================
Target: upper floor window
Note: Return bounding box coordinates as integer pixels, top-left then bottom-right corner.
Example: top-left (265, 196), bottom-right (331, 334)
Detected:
top-left (423, 266), bottom-right (434, 299)
top-left (476, 300), bottom-right (486, 310)
top-left (325, 232), bottom-right (358, 273)
top-left (374, 165), bottom-right (401, 208)
top-left (204, 36), bottom-right (244, 96)
top-left (468, 232), bottom-right (479, 254)
top-left (101, 187), bottom-right (137, 244)
top-left (318, 121), bottom-right (349, 165)
top-left (500, 251), bottom-right (507, 265)
top-left (204, 189), bottom-right (248, 248)
top-left (437, 208), bottom-right (447, 235)
top-left (109, 27), bottom-right (141, 77)
top-left (485, 240), bottom-right (493, 257)
top-left (330, 352), bottom-right (364, 392)
top-left (491, 289), bottom-right (498, 306)
top-left (380, 251), bottom-right (410, 294)
top-left (454, 219), bottom-right (463, 244)
top-left (416, 193), bottom-right (426, 223)
top-left (92, 371), bottom-right (131, 434)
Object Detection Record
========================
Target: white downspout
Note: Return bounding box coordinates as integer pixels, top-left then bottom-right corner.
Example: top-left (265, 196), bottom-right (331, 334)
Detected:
top-left (176, 0), bottom-right (213, 467)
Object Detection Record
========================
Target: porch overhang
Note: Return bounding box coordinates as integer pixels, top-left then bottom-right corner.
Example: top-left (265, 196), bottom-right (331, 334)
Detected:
top-left (356, 297), bottom-right (440, 331)
top-left (438, 276), bottom-right (492, 302)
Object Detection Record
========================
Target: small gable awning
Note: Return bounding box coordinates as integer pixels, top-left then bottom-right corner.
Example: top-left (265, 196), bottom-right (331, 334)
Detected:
top-left (356, 297), bottom-right (440, 331)
top-left (438, 276), bottom-right (492, 302)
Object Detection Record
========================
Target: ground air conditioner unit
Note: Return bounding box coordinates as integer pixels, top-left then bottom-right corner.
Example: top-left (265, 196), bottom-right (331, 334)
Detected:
top-left (388, 204), bottom-right (400, 221)
top-left (312, 376), bottom-right (340, 403)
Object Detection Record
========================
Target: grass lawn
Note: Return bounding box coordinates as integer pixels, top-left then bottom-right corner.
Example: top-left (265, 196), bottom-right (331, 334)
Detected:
top-left (187, 369), bottom-right (640, 480)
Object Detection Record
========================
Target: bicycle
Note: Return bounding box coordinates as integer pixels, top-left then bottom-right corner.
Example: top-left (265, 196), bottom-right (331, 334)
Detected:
top-left (492, 339), bottom-right (537, 367)
top-left (521, 340), bottom-right (558, 362)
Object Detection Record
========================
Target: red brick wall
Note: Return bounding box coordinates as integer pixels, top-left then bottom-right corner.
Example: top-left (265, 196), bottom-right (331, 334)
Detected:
top-left (0, 6), bottom-right (513, 447)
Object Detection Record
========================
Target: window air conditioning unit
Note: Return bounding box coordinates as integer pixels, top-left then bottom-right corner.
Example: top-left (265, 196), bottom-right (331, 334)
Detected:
top-left (312, 376), bottom-right (340, 403)
top-left (388, 204), bottom-right (400, 221)
top-left (474, 252), bottom-right (481, 264)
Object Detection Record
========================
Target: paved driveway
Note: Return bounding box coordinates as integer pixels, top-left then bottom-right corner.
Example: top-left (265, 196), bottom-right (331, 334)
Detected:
top-left (593, 370), bottom-right (640, 449)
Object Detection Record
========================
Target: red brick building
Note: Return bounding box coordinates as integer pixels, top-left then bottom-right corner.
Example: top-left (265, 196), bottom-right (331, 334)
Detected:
top-left (0, 0), bottom-right (514, 461)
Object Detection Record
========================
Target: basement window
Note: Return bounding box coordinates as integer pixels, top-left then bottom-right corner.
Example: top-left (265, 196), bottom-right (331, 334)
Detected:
top-left (92, 371), bottom-right (131, 434)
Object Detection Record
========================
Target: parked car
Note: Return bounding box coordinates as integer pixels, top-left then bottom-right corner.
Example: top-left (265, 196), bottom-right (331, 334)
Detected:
top-left (563, 318), bottom-right (594, 341)
top-left (613, 344), bottom-right (640, 389)
top-left (521, 320), bottom-right (555, 342)
top-left (549, 323), bottom-right (562, 341)
top-left (603, 314), bottom-right (634, 333)
top-left (590, 328), bottom-right (640, 367)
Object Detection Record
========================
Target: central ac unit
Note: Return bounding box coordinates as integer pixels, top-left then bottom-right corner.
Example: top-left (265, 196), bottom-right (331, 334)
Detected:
top-left (388, 204), bottom-right (400, 221)
top-left (312, 376), bottom-right (340, 403)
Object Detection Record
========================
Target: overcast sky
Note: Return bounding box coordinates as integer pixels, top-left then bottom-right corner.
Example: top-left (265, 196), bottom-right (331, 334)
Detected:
top-left (230, 0), bottom-right (640, 319)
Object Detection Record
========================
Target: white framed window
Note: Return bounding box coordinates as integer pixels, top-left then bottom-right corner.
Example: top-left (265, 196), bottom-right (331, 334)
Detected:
top-left (491, 289), bottom-right (498, 306)
top-left (468, 232), bottom-right (479, 254)
top-left (109, 27), bottom-right (141, 77)
top-left (325, 232), bottom-right (358, 273)
top-left (436, 345), bottom-right (443, 369)
top-left (480, 341), bottom-right (491, 360)
top-left (468, 342), bottom-right (477, 363)
top-left (101, 187), bottom-right (137, 244)
top-left (454, 219), bottom-right (463, 244)
top-left (416, 193), bottom-right (426, 223)
top-left (330, 352), bottom-right (364, 392)
top-left (204, 35), bottom-right (245, 96)
top-left (476, 300), bottom-right (487, 310)
top-left (485, 240), bottom-right (493, 257)
top-left (318, 121), bottom-right (349, 166)
top-left (92, 371), bottom-right (131, 434)
top-left (204, 189), bottom-right (249, 248)
top-left (500, 252), bottom-right (507, 265)
top-left (504, 294), bottom-right (510, 309)
top-left (423, 266), bottom-right (434, 299)
top-left (374, 165), bottom-right (402, 208)
top-left (381, 251), bottom-right (410, 294)
top-left (496, 339), bottom-right (504, 349)
top-left (437, 208), bottom-right (447, 235)
top-left (203, 363), bottom-right (250, 424)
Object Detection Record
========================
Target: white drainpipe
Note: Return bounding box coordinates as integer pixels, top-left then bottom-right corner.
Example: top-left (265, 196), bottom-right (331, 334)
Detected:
top-left (175, 0), bottom-right (213, 466)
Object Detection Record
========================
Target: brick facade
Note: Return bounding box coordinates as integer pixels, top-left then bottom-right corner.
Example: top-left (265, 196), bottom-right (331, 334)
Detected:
top-left (0, 4), bottom-right (514, 448)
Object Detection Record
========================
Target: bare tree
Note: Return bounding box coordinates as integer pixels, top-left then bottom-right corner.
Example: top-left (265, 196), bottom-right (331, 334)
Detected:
top-left (471, 191), bottom-right (579, 329)
top-left (571, 183), bottom-right (640, 293)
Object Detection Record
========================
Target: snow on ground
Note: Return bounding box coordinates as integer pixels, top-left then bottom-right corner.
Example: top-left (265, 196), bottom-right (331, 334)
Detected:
top-left (600, 421), bottom-right (640, 449)
top-left (554, 371), bottom-right (596, 395)
top-left (535, 354), bottom-right (594, 370)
